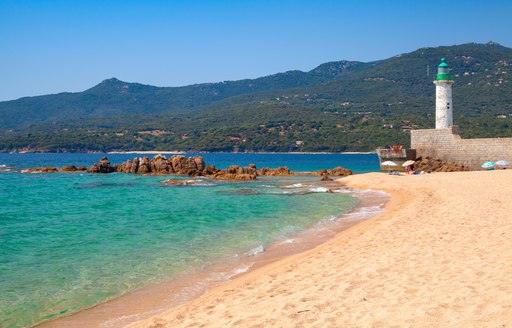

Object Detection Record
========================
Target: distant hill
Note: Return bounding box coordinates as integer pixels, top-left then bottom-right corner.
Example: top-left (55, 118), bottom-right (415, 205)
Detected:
top-left (0, 60), bottom-right (365, 130)
top-left (1, 42), bottom-right (511, 152)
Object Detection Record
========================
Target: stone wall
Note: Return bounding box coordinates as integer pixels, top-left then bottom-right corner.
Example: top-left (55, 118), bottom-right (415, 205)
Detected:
top-left (411, 126), bottom-right (512, 170)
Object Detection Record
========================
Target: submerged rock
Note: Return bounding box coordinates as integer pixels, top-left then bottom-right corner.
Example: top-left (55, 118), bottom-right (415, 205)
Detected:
top-left (163, 179), bottom-right (202, 186)
top-left (23, 167), bottom-right (59, 173)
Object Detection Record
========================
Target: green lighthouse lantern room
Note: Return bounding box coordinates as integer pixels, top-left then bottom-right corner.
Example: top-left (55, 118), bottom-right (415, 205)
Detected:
top-left (436, 58), bottom-right (451, 81)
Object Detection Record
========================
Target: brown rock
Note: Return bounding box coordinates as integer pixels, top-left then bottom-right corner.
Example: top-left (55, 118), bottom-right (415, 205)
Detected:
top-left (321, 175), bottom-right (333, 181)
top-left (163, 179), bottom-right (201, 186)
top-left (257, 166), bottom-right (293, 176)
top-left (412, 157), bottom-right (468, 173)
top-left (328, 166), bottom-right (353, 176)
top-left (212, 165), bottom-right (257, 180)
top-left (88, 156), bottom-right (115, 173)
top-left (23, 167), bottom-right (59, 173)
top-left (151, 154), bottom-right (173, 174)
top-left (312, 166), bottom-right (352, 177)
top-left (60, 165), bottom-right (78, 172)
top-left (203, 165), bottom-right (218, 175)
top-left (138, 156), bottom-right (151, 174)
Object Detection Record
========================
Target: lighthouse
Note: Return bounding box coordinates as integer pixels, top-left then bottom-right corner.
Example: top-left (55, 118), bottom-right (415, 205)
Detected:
top-left (434, 58), bottom-right (454, 129)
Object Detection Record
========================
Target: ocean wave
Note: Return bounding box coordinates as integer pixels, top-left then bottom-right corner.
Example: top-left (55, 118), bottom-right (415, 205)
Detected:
top-left (185, 180), bottom-right (215, 186)
top-left (0, 164), bottom-right (6, 167)
top-left (282, 183), bottom-right (305, 188)
top-left (244, 245), bottom-right (265, 257)
top-left (350, 189), bottom-right (389, 197)
top-left (309, 187), bottom-right (330, 193)
top-left (278, 238), bottom-right (295, 245)
top-left (218, 188), bottom-right (260, 195)
top-left (226, 265), bottom-right (251, 278)
top-left (342, 205), bottom-right (384, 220)
top-left (332, 189), bottom-right (351, 193)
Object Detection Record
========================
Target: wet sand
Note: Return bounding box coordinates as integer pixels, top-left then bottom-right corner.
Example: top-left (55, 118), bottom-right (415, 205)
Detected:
top-left (129, 171), bottom-right (512, 327)
top-left (38, 182), bottom-right (387, 328)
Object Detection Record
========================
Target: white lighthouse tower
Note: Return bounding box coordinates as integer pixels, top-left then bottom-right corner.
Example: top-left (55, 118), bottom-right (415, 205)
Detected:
top-left (434, 58), bottom-right (454, 129)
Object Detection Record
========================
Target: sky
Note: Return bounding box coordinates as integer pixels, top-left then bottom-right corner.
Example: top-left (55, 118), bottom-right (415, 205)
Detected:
top-left (1, 0), bottom-right (511, 101)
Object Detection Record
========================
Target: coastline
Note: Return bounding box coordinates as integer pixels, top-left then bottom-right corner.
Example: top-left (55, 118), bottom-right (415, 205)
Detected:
top-left (128, 171), bottom-right (512, 327)
top-left (106, 151), bottom-right (376, 155)
top-left (37, 180), bottom-right (388, 328)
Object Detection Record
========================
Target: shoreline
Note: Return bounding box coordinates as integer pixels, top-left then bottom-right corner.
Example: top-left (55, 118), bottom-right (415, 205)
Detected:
top-left (127, 171), bottom-right (512, 327)
top-left (37, 180), bottom-right (388, 328)
top-left (4, 150), bottom-right (376, 155)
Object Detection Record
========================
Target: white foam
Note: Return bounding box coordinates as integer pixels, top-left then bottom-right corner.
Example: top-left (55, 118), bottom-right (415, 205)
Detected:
top-left (278, 238), bottom-right (295, 245)
top-left (332, 189), bottom-right (351, 193)
top-left (244, 245), bottom-right (265, 257)
top-left (0, 164), bottom-right (6, 167)
top-left (342, 205), bottom-right (384, 220)
top-left (226, 265), bottom-right (251, 278)
top-left (309, 187), bottom-right (330, 193)
top-left (265, 190), bottom-right (303, 195)
top-left (282, 183), bottom-right (305, 188)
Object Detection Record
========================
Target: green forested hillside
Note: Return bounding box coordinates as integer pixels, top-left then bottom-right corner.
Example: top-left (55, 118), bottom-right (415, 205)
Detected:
top-left (1, 42), bottom-right (511, 152)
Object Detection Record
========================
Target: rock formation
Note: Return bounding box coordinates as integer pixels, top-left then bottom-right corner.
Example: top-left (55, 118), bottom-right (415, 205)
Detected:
top-left (257, 166), bottom-right (293, 176)
top-left (23, 167), bottom-right (59, 173)
top-left (116, 154), bottom-right (205, 176)
top-left (412, 157), bottom-right (469, 173)
top-left (87, 156), bottom-right (115, 173)
top-left (60, 165), bottom-right (87, 172)
top-left (312, 166), bottom-right (352, 177)
top-left (211, 165), bottom-right (258, 180)
top-left (23, 154), bottom-right (297, 180)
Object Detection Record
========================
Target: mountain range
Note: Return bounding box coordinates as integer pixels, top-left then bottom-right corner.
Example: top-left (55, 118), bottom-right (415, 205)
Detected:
top-left (1, 42), bottom-right (511, 152)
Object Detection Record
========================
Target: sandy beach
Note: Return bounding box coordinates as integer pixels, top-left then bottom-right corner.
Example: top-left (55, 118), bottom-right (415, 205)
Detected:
top-left (129, 170), bottom-right (512, 327)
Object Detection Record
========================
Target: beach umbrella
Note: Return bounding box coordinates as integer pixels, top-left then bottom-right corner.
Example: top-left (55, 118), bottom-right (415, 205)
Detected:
top-left (381, 160), bottom-right (398, 167)
top-left (495, 160), bottom-right (510, 167)
top-left (381, 160), bottom-right (398, 172)
top-left (402, 160), bottom-right (415, 167)
top-left (481, 161), bottom-right (495, 169)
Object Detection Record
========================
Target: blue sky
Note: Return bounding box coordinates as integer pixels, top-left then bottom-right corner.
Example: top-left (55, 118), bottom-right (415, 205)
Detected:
top-left (1, 0), bottom-right (511, 101)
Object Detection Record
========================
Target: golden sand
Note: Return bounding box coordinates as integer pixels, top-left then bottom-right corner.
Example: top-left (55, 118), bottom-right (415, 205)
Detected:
top-left (128, 170), bottom-right (512, 327)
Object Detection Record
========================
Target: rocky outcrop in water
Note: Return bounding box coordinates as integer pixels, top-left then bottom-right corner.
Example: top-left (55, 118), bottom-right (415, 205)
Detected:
top-left (60, 165), bottom-right (87, 172)
top-left (116, 154), bottom-right (205, 176)
top-left (23, 167), bottom-right (59, 173)
top-left (211, 165), bottom-right (258, 180)
top-left (163, 179), bottom-right (203, 185)
top-left (88, 156), bottom-right (115, 173)
top-left (23, 155), bottom-right (297, 180)
top-left (257, 166), bottom-right (293, 176)
top-left (312, 166), bottom-right (352, 177)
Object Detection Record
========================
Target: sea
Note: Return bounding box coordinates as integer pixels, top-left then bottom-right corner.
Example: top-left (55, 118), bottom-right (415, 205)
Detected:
top-left (0, 153), bottom-right (383, 328)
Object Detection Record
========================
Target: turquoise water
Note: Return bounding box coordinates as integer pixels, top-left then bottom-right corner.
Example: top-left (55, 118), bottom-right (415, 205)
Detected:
top-left (0, 153), bottom-right (378, 327)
